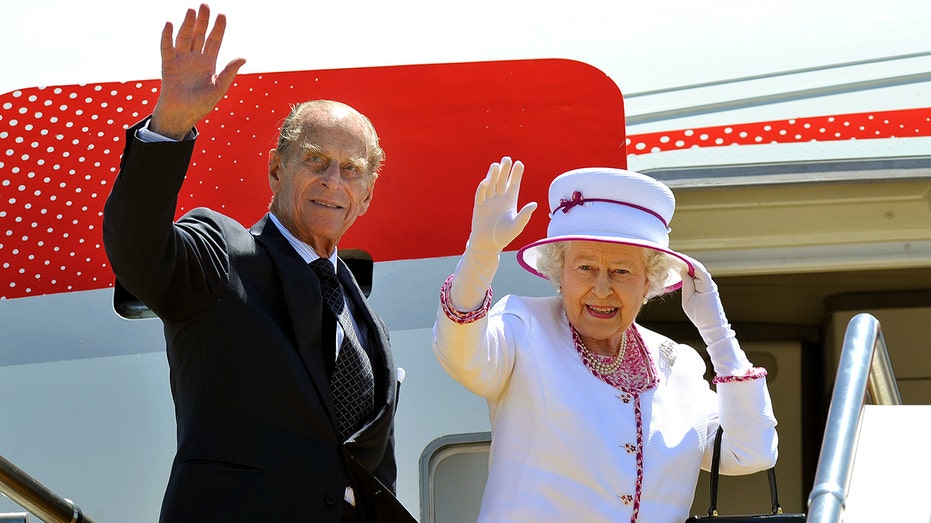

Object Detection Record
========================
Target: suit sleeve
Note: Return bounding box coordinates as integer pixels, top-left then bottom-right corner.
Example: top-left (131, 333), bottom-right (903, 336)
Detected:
top-left (102, 118), bottom-right (230, 322)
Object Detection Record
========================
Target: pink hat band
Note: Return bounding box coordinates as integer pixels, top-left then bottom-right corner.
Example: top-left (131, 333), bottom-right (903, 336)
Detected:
top-left (517, 167), bottom-right (691, 293)
top-left (554, 190), bottom-right (670, 229)
top-left (550, 189), bottom-right (671, 245)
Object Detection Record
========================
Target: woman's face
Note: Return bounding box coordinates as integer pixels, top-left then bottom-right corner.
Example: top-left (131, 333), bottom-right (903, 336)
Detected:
top-left (560, 241), bottom-right (649, 354)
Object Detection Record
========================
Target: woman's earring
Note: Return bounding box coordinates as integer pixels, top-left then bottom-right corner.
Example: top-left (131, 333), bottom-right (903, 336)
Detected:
top-left (557, 287), bottom-right (562, 294)
top-left (642, 296), bottom-right (648, 304)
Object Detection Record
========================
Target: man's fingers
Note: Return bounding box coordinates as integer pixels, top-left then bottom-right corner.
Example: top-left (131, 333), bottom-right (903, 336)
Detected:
top-left (159, 22), bottom-right (175, 61)
top-left (191, 4), bottom-right (212, 52)
top-left (175, 7), bottom-right (197, 53)
top-left (203, 13), bottom-right (228, 59)
top-left (216, 58), bottom-right (247, 95)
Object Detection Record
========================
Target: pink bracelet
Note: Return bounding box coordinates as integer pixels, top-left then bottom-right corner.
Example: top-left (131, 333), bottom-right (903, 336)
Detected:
top-left (712, 367), bottom-right (768, 384)
top-left (440, 274), bottom-right (492, 324)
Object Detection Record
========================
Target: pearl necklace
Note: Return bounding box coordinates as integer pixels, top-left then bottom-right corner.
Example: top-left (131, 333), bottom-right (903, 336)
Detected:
top-left (574, 328), bottom-right (628, 376)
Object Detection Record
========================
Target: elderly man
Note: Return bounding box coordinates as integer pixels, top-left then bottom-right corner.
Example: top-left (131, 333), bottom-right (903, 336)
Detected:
top-left (102, 5), bottom-right (412, 522)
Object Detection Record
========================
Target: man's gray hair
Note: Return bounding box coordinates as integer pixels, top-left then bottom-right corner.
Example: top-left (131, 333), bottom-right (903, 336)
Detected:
top-left (276, 100), bottom-right (385, 177)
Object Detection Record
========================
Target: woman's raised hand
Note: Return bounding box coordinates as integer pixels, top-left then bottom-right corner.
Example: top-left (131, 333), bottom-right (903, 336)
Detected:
top-left (467, 156), bottom-right (538, 255)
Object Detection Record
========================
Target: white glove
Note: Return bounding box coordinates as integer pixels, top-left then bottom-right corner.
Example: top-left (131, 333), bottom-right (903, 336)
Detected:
top-left (466, 157), bottom-right (538, 254)
top-left (451, 157), bottom-right (537, 310)
top-left (678, 254), bottom-right (751, 376)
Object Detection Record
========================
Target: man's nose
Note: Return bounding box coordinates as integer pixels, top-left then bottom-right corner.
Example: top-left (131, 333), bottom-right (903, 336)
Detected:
top-left (320, 161), bottom-right (341, 183)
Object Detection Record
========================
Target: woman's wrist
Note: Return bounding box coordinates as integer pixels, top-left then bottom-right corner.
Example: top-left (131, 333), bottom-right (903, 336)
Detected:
top-left (440, 274), bottom-right (492, 324)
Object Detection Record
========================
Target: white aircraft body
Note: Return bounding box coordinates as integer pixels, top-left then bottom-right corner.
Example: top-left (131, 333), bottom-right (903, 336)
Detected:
top-left (2, 2), bottom-right (931, 521)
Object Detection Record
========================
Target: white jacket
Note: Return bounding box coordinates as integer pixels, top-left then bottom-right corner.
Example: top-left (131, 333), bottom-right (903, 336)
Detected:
top-left (433, 294), bottom-right (778, 523)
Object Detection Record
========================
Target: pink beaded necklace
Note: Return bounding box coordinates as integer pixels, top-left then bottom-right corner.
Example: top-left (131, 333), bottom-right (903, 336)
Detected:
top-left (575, 329), bottom-right (627, 376)
top-left (570, 321), bottom-right (659, 394)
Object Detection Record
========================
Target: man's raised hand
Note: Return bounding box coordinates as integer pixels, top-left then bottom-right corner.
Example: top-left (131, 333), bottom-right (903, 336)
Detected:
top-left (151, 4), bottom-right (246, 139)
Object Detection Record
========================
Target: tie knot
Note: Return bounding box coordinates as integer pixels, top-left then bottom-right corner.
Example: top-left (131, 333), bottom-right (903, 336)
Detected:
top-left (310, 258), bottom-right (344, 318)
top-left (309, 258), bottom-right (337, 281)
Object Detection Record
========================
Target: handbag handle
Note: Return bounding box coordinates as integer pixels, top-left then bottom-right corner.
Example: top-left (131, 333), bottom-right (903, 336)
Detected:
top-left (706, 426), bottom-right (784, 517)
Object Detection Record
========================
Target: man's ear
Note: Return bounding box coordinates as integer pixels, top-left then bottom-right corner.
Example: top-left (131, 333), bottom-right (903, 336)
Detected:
top-left (359, 175), bottom-right (377, 214)
top-left (267, 149), bottom-right (281, 192)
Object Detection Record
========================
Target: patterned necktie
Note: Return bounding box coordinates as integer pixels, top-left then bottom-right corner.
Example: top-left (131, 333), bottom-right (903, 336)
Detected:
top-left (309, 258), bottom-right (375, 439)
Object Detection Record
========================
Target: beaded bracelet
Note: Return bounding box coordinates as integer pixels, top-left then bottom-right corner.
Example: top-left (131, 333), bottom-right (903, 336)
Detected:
top-left (712, 367), bottom-right (768, 384)
top-left (439, 274), bottom-right (493, 324)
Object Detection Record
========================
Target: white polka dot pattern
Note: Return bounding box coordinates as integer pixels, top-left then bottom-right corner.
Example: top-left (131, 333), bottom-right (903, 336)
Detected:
top-left (0, 81), bottom-right (157, 299)
top-left (2, 62), bottom-right (931, 301)
top-left (0, 61), bottom-right (633, 301)
top-left (627, 109), bottom-right (931, 154)
top-left (0, 75), bottom-right (293, 300)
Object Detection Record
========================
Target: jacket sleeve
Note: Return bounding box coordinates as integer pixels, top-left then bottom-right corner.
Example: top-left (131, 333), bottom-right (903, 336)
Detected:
top-left (102, 118), bottom-right (230, 322)
top-left (432, 295), bottom-right (526, 400)
top-left (713, 374), bottom-right (780, 475)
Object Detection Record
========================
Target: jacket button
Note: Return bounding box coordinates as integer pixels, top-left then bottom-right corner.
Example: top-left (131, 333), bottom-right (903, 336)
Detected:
top-left (325, 493), bottom-right (338, 505)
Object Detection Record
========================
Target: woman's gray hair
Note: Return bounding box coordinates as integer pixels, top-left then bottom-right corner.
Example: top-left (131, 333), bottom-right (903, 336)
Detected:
top-left (535, 241), bottom-right (674, 300)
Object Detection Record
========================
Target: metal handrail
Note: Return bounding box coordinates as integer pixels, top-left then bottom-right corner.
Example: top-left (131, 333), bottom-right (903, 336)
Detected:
top-left (0, 453), bottom-right (95, 523)
top-left (806, 313), bottom-right (903, 522)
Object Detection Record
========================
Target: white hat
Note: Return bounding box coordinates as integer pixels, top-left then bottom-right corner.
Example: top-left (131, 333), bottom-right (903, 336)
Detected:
top-left (516, 167), bottom-right (693, 293)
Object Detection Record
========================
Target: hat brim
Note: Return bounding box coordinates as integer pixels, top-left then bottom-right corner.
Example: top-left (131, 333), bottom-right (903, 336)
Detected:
top-left (516, 235), bottom-right (695, 295)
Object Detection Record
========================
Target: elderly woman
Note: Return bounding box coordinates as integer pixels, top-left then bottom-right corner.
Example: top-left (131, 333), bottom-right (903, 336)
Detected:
top-left (432, 158), bottom-right (778, 522)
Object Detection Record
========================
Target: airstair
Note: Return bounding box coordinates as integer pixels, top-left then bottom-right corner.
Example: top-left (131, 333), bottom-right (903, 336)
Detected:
top-left (0, 450), bottom-right (95, 522)
top-left (808, 313), bottom-right (931, 522)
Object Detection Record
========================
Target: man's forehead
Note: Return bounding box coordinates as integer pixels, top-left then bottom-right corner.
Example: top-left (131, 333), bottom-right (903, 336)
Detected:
top-left (301, 104), bottom-right (364, 129)
top-left (298, 129), bottom-right (366, 154)
top-left (297, 113), bottom-right (367, 142)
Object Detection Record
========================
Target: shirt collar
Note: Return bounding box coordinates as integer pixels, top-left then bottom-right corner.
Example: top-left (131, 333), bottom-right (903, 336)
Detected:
top-left (267, 212), bottom-right (339, 270)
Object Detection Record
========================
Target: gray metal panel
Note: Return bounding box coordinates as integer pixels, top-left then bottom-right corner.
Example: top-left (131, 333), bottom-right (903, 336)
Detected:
top-left (641, 156), bottom-right (931, 188)
top-left (419, 432), bottom-right (491, 523)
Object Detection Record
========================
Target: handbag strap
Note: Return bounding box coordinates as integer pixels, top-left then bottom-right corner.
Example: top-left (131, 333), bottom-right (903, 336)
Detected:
top-left (706, 426), bottom-right (784, 516)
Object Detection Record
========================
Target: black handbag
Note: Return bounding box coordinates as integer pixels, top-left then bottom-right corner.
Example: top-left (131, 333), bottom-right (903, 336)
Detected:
top-left (685, 427), bottom-right (807, 521)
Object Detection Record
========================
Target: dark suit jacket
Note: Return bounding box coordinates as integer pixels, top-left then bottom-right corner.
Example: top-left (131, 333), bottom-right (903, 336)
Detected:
top-left (102, 119), bottom-right (413, 522)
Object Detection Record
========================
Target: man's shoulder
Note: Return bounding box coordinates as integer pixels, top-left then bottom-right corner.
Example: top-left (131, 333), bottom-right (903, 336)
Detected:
top-left (179, 207), bottom-right (254, 230)
top-left (176, 208), bottom-right (265, 254)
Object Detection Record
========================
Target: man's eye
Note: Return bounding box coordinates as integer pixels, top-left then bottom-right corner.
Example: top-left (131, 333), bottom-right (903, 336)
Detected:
top-left (341, 164), bottom-right (366, 181)
top-left (303, 155), bottom-right (325, 167)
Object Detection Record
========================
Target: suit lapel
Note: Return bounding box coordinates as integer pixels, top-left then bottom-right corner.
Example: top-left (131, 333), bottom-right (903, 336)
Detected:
top-left (336, 257), bottom-right (397, 409)
top-left (336, 260), bottom-right (400, 471)
top-left (251, 216), bottom-right (339, 427)
top-left (249, 216), bottom-right (395, 448)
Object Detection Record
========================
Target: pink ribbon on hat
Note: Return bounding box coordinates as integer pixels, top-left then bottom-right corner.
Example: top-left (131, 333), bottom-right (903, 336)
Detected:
top-left (554, 190), bottom-right (669, 228)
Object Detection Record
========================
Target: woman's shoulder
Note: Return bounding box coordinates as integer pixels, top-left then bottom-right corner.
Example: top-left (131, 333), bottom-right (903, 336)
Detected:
top-left (494, 293), bottom-right (562, 318)
top-left (635, 323), bottom-right (678, 347)
top-left (491, 294), bottom-right (567, 339)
